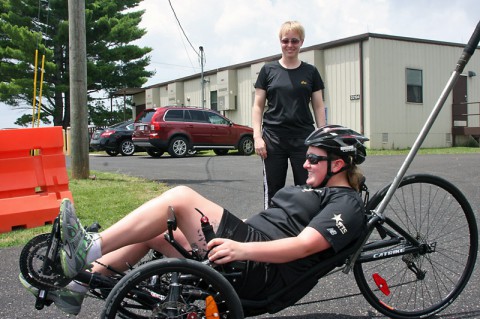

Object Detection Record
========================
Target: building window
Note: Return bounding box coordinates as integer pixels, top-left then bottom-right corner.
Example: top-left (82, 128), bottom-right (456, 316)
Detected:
top-left (406, 68), bottom-right (423, 103)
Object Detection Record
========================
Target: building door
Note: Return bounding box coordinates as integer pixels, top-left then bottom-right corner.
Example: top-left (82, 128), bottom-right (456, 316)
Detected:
top-left (452, 75), bottom-right (468, 146)
top-left (452, 75), bottom-right (468, 123)
top-left (210, 91), bottom-right (218, 111)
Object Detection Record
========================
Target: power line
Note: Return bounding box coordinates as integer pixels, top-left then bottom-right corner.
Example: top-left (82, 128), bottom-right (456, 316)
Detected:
top-left (168, 0), bottom-right (199, 57)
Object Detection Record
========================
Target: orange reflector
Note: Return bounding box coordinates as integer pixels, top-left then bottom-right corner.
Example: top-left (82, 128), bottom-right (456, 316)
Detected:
top-left (373, 273), bottom-right (390, 296)
top-left (205, 295), bottom-right (220, 318)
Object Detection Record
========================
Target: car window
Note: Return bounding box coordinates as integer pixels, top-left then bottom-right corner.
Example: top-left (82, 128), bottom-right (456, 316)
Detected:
top-left (126, 123), bottom-right (134, 130)
top-left (136, 110), bottom-right (156, 123)
top-left (207, 113), bottom-right (229, 125)
top-left (165, 110), bottom-right (184, 122)
top-left (187, 110), bottom-right (208, 123)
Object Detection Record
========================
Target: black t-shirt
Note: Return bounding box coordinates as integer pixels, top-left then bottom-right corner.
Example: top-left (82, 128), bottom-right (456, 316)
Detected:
top-left (254, 61), bottom-right (325, 137)
top-left (246, 185), bottom-right (365, 253)
top-left (245, 185), bottom-right (365, 289)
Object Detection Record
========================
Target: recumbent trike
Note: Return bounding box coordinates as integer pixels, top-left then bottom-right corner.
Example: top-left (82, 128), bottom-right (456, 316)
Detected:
top-left (19, 172), bottom-right (478, 319)
top-left (19, 20), bottom-right (480, 319)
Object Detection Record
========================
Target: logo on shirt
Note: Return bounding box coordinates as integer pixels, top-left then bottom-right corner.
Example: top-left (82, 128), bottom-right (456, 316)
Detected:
top-left (332, 214), bottom-right (348, 234)
top-left (327, 228), bottom-right (337, 236)
top-left (300, 80), bottom-right (308, 85)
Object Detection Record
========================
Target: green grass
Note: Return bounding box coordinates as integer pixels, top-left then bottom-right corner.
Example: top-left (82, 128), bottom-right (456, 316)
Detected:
top-left (0, 171), bottom-right (169, 248)
top-left (367, 146), bottom-right (480, 156)
top-left (1, 146), bottom-right (478, 248)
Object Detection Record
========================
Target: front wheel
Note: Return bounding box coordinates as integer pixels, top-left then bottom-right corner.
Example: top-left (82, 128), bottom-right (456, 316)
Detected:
top-left (119, 139), bottom-right (135, 156)
top-left (102, 258), bottom-right (244, 319)
top-left (354, 174), bottom-right (478, 319)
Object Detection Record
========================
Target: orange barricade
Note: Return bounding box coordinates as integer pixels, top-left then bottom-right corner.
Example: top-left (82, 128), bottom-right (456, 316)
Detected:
top-left (0, 126), bottom-right (73, 233)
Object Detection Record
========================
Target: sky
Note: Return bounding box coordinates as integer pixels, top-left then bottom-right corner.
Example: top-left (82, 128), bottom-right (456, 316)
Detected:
top-left (1, 0), bottom-right (479, 129)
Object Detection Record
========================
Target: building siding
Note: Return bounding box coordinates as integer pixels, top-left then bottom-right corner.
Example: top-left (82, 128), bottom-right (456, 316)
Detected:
top-left (131, 33), bottom-right (480, 149)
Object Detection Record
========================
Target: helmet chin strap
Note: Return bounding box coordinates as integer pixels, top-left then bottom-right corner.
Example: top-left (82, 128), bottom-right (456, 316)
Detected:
top-left (318, 157), bottom-right (350, 188)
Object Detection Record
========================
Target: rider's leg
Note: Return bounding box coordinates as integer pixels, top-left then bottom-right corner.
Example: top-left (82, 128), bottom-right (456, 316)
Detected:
top-left (90, 230), bottom-right (190, 275)
top-left (61, 185), bottom-right (225, 278)
top-left (99, 185), bottom-right (223, 255)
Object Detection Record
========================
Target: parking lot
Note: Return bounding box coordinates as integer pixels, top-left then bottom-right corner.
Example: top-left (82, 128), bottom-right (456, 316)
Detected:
top-left (1, 152), bottom-right (479, 318)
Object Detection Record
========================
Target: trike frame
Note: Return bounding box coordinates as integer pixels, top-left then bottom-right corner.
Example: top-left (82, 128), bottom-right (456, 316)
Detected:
top-left (19, 20), bottom-right (480, 319)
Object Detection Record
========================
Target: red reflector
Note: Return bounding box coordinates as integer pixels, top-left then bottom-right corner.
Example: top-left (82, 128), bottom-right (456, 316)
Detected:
top-left (372, 273), bottom-right (390, 296)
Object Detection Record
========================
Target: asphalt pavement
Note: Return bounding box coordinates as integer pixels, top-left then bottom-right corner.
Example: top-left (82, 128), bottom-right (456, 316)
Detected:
top-left (1, 151), bottom-right (479, 318)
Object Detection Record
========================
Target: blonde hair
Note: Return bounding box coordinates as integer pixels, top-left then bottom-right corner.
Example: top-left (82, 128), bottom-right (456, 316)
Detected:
top-left (347, 165), bottom-right (364, 192)
top-left (278, 21), bottom-right (305, 40)
top-left (332, 154), bottom-right (364, 192)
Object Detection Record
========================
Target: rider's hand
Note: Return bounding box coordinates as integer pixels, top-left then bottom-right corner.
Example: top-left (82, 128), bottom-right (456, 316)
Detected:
top-left (207, 238), bottom-right (244, 264)
top-left (254, 136), bottom-right (267, 159)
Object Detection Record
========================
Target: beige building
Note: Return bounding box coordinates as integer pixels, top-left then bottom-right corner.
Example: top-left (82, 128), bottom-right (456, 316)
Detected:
top-left (122, 33), bottom-right (480, 149)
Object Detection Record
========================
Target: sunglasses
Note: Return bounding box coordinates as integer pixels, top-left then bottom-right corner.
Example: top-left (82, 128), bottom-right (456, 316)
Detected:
top-left (280, 38), bottom-right (301, 45)
top-left (306, 153), bottom-right (330, 165)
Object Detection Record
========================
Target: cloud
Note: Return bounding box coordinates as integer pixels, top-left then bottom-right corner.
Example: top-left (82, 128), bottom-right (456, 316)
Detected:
top-left (135, 0), bottom-right (479, 87)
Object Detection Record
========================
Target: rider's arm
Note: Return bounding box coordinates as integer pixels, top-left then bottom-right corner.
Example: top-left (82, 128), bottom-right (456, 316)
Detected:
top-left (207, 226), bottom-right (331, 264)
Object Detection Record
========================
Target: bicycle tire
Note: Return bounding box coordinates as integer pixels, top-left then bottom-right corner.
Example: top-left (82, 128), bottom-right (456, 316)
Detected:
top-left (353, 174), bottom-right (478, 319)
top-left (102, 258), bottom-right (244, 319)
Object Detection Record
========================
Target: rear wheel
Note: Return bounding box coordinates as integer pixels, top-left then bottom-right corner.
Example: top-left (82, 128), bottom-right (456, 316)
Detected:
top-left (102, 258), bottom-right (244, 319)
top-left (354, 174), bottom-right (478, 319)
top-left (238, 136), bottom-right (254, 155)
top-left (119, 139), bottom-right (135, 156)
top-left (168, 136), bottom-right (189, 158)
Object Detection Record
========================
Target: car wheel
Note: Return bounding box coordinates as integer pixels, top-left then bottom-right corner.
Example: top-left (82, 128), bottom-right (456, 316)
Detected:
top-left (106, 149), bottom-right (119, 156)
top-left (214, 149), bottom-right (229, 156)
top-left (119, 140), bottom-right (135, 156)
top-left (238, 136), bottom-right (254, 155)
top-left (146, 149), bottom-right (164, 158)
top-left (168, 136), bottom-right (189, 158)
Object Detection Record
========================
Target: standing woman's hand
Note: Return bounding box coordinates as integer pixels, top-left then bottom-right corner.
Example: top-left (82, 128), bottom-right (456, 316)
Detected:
top-left (254, 136), bottom-right (267, 159)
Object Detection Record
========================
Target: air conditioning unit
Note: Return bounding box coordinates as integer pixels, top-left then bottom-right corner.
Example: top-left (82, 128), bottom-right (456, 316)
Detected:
top-left (217, 70), bottom-right (237, 110)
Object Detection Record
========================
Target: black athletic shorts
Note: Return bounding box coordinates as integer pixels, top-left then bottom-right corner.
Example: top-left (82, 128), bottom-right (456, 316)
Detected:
top-left (216, 209), bottom-right (287, 299)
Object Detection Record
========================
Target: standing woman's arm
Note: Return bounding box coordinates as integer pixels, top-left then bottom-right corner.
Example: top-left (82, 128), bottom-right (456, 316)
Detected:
top-left (311, 90), bottom-right (326, 127)
top-left (252, 88), bottom-right (268, 158)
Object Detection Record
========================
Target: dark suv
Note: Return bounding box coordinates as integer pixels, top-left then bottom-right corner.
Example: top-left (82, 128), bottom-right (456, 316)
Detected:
top-left (132, 107), bottom-right (254, 158)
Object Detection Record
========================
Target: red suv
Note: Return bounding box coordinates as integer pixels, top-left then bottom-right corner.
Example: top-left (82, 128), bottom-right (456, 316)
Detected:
top-left (132, 106), bottom-right (254, 158)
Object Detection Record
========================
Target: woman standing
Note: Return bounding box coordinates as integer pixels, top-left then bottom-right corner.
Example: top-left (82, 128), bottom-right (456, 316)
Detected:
top-left (253, 21), bottom-right (326, 208)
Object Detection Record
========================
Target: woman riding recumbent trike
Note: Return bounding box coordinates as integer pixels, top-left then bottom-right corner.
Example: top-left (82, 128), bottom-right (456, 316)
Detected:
top-left (19, 125), bottom-right (478, 319)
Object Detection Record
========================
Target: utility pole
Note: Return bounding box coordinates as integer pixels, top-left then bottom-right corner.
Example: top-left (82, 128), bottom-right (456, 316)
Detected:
top-left (68, 0), bottom-right (89, 179)
top-left (200, 46), bottom-right (205, 108)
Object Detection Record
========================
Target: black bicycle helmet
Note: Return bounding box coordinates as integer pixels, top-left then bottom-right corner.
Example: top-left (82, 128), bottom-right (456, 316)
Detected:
top-left (305, 125), bottom-right (369, 164)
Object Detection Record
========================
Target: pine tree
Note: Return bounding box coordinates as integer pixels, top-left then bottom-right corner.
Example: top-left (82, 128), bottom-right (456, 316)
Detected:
top-left (0, 0), bottom-right (153, 127)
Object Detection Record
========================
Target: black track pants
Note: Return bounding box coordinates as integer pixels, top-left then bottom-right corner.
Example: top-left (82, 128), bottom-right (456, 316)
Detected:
top-left (262, 130), bottom-right (308, 209)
